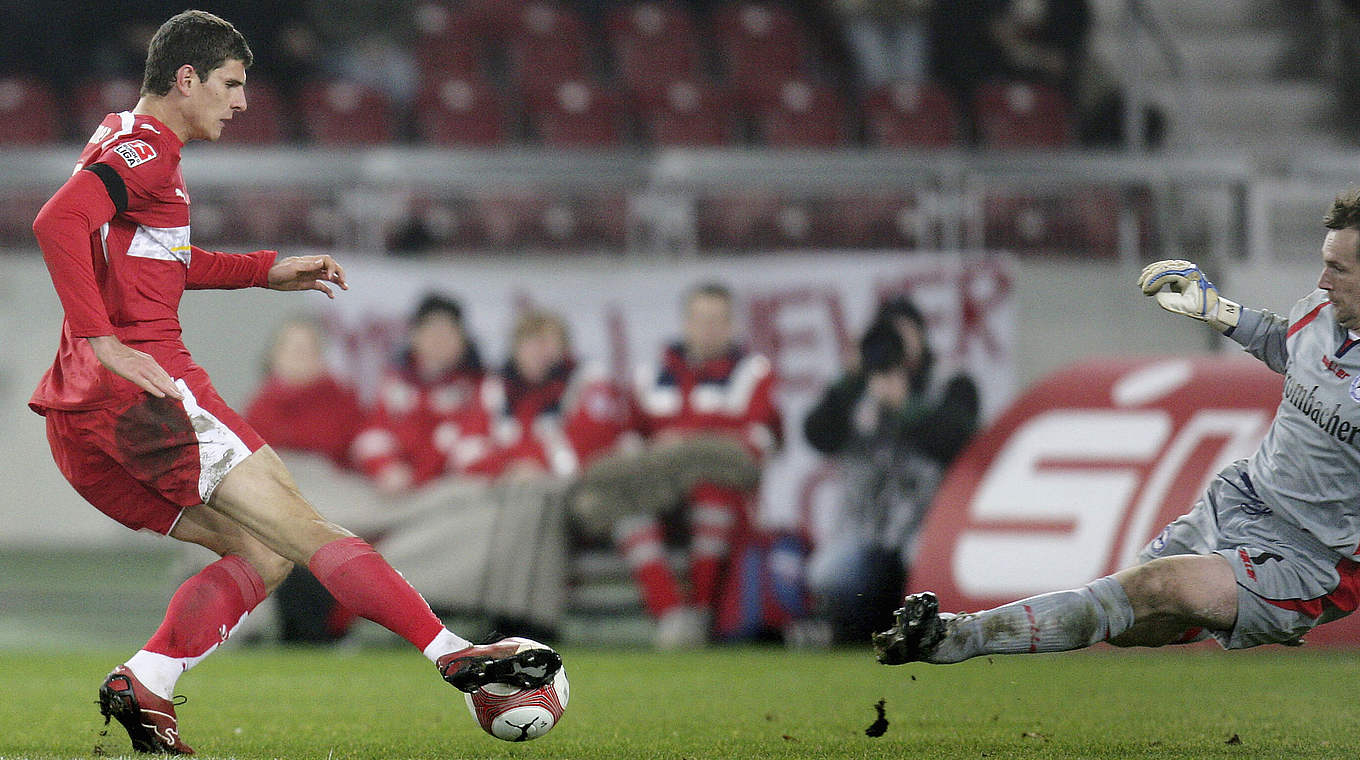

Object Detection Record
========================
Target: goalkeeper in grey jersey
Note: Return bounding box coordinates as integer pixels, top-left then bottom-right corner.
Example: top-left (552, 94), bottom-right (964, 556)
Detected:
top-left (876, 189), bottom-right (1360, 665)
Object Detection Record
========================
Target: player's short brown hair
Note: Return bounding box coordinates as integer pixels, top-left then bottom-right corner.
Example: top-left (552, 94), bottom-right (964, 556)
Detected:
top-left (1323, 188), bottom-right (1360, 232)
top-left (141, 10), bottom-right (252, 96)
top-left (685, 281), bottom-right (733, 309)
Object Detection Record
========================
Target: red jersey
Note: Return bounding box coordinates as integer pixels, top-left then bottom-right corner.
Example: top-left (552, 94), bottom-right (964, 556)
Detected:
top-left (632, 341), bottom-right (783, 460)
top-left (29, 112), bottom-right (276, 414)
top-left (244, 374), bottom-right (367, 468)
top-left (350, 355), bottom-right (489, 487)
top-left (468, 359), bottom-right (630, 478)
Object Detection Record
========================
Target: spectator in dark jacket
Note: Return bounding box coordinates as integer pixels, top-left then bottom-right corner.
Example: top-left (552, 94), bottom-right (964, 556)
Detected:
top-left (802, 296), bottom-right (979, 644)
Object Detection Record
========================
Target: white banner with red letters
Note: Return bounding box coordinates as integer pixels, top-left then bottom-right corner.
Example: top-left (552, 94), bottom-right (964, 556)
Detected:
top-left (910, 354), bottom-right (1360, 647)
top-left (312, 251), bottom-right (1017, 532)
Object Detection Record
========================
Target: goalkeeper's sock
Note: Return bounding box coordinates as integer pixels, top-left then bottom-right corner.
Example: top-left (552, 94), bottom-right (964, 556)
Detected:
top-left (308, 537), bottom-right (466, 656)
top-left (927, 576), bottom-right (1135, 664)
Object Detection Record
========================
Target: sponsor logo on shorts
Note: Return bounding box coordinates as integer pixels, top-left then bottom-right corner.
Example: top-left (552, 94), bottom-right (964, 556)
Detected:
top-left (1238, 548), bottom-right (1258, 581)
top-left (114, 139), bottom-right (157, 167)
top-left (1150, 526), bottom-right (1170, 555)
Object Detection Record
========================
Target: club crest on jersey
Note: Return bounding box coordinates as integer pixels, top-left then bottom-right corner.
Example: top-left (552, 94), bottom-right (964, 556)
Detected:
top-left (114, 139), bottom-right (157, 167)
top-left (1349, 374), bottom-right (1360, 403)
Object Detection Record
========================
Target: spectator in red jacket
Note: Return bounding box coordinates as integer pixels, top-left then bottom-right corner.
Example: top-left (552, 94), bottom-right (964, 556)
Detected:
top-left (244, 316), bottom-right (364, 467)
top-left (350, 293), bottom-right (488, 493)
top-left (576, 282), bottom-right (782, 648)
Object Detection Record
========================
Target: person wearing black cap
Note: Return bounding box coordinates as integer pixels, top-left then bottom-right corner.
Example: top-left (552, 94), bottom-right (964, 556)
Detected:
top-left (802, 296), bottom-right (980, 644)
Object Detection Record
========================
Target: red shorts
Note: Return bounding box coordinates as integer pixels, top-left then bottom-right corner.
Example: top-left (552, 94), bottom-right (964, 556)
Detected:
top-left (44, 366), bottom-right (265, 535)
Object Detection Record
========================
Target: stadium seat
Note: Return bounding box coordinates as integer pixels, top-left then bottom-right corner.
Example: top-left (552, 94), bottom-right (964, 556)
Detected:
top-left (414, 75), bottom-right (506, 147)
top-left (823, 191), bottom-right (926, 248)
top-left (468, 191), bottom-right (548, 248)
top-left (711, 3), bottom-right (810, 109)
top-left (73, 78), bottom-right (142, 134)
top-left (412, 1), bottom-right (484, 77)
top-left (296, 81), bottom-right (396, 145)
top-left (0, 189), bottom-right (51, 245)
top-left (863, 81), bottom-right (959, 148)
top-left (697, 191), bottom-right (788, 250)
top-left (221, 79), bottom-right (288, 144)
top-left (503, 2), bottom-right (591, 100)
top-left (637, 80), bottom-right (733, 147)
top-left (526, 80), bottom-right (623, 147)
top-left (754, 79), bottom-right (847, 148)
top-left (228, 190), bottom-right (337, 247)
top-left (605, 2), bottom-right (702, 105)
top-left (982, 187), bottom-right (1124, 254)
top-left (973, 81), bottom-right (1072, 149)
top-left (0, 77), bottom-right (60, 143)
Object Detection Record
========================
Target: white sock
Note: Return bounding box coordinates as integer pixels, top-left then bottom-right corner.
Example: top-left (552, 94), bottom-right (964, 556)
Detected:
top-left (423, 628), bottom-right (473, 663)
top-left (124, 650), bottom-right (186, 701)
top-left (929, 576), bottom-right (1135, 664)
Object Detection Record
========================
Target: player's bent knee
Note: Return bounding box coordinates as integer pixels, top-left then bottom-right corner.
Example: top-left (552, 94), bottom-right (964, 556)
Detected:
top-left (1118, 555), bottom-right (1237, 630)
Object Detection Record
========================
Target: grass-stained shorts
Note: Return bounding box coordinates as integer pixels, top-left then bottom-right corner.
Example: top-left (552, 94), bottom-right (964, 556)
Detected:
top-left (1138, 461), bottom-right (1359, 648)
top-left (44, 366), bottom-right (264, 535)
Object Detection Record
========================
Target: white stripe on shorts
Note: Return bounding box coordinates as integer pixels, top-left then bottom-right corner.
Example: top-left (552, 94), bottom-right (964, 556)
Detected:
top-left (177, 379), bottom-right (253, 503)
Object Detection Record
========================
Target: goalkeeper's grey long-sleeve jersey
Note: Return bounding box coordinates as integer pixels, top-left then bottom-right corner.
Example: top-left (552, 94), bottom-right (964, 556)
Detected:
top-left (1229, 289), bottom-right (1360, 556)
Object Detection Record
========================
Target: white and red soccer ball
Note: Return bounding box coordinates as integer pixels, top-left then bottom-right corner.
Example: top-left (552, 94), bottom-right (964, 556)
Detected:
top-left (464, 638), bottom-right (569, 742)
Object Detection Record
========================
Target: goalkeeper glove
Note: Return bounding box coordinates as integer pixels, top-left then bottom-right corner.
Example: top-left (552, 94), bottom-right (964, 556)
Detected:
top-left (1137, 259), bottom-right (1241, 332)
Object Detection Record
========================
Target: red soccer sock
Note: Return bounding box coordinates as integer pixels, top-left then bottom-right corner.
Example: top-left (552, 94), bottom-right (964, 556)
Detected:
top-left (615, 516), bottom-right (683, 618)
top-left (308, 537), bottom-right (444, 651)
top-left (145, 554), bottom-right (267, 660)
top-left (688, 488), bottom-right (744, 608)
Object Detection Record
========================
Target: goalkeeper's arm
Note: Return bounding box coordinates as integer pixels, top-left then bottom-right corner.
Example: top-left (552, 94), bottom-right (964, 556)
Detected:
top-left (1137, 259), bottom-right (1241, 333)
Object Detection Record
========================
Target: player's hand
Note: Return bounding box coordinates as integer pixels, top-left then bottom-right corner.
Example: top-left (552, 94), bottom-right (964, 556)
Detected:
top-left (86, 335), bottom-right (184, 400)
top-left (267, 255), bottom-right (348, 299)
top-left (1137, 259), bottom-right (1241, 332)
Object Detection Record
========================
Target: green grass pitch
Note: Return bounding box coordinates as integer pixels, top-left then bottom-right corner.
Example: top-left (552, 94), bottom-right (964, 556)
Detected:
top-left (2, 645), bottom-right (1358, 759)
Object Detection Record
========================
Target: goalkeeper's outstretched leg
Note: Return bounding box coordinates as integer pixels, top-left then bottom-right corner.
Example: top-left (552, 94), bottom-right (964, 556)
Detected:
top-left (875, 554), bottom-right (1237, 665)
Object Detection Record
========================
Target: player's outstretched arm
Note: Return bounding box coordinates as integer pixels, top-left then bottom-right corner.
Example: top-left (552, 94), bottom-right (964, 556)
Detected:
top-left (1137, 259), bottom-right (1241, 332)
top-left (266, 255), bottom-right (349, 299)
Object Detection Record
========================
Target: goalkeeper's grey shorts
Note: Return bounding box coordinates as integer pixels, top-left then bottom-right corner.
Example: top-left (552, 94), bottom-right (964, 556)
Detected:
top-left (1136, 461), bottom-right (1356, 649)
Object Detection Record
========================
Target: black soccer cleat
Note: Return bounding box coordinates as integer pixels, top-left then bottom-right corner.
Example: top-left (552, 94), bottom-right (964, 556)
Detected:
top-left (98, 665), bottom-right (194, 755)
top-left (437, 639), bottom-right (563, 693)
top-left (873, 592), bottom-right (947, 665)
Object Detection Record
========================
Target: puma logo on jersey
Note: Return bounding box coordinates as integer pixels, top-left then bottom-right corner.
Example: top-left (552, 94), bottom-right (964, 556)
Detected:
top-left (114, 140), bottom-right (157, 167)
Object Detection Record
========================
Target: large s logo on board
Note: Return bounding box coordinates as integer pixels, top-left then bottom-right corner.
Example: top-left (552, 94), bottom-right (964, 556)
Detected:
top-left (912, 356), bottom-right (1360, 646)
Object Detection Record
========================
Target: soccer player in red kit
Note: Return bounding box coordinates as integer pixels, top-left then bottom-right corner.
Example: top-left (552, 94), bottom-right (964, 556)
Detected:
top-left (28, 11), bottom-right (559, 755)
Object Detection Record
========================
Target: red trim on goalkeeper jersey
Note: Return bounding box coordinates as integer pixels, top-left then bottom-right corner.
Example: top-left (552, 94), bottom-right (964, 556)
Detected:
top-left (1287, 301), bottom-right (1329, 339)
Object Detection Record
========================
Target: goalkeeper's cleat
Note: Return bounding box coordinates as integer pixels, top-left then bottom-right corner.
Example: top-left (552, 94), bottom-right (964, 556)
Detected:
top-left (873, 592), bottom-right (947, 665)
top-left (437, 639), bottom-right (563, 693)
top-left (98, 665), bottom-right (195, 755)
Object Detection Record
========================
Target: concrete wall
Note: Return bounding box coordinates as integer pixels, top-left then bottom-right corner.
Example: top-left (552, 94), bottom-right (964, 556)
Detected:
top-left (0, 250), bottom-right (1320, 548)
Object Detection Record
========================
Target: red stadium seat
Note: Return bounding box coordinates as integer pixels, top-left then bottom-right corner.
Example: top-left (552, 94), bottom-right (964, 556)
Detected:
top-left (296, 81), bottom-right (396, 145)
top-left (414, 75), bottom-right (506, 146)
top-left (73, 78), bottom-right (142, 134)
top-left (863, 81), bottom-right (959, 148)
top-left (526, 80), bottom-right (623, 147)
top-left (0, 77), bottom-right (60, 143)
top-left (503, 2), bottom-right (591, 100)
top-left (754, 80), bottom-right (847, 148)
top-left (605, 2), bottom-right (701, 104)
top-left (697, 191), bottom-right (784, 250)
top-left (469, 191), bottom-right (548, 248)
top-left (637, 80), bottom-right (733, 147)
top-left (220, 79), bottom-right (288, 144)
top-left (711, 3), bottom-right (810, 109)
top-left (824, 191), bottom-right (927, 248)
top-left (0, 189), bottom-right (51, 245)
top-left (412, 2), bottom-right (484, 77)
top-left (973, 81), bottom-right (1072, 149)
top-left (983, 187), bottom-right (1121, 254)
top-left (228, 190), bottom-right (338, 247)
